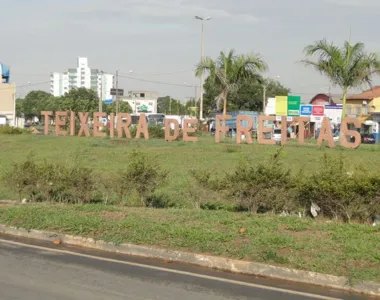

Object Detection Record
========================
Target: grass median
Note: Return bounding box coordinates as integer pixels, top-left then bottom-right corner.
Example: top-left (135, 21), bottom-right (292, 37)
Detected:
top-left (0, 203), bottom-right (379, 283)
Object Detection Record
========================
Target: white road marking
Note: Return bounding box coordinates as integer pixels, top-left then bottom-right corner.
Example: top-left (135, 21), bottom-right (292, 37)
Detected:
top-left (0, 238), bottom-right (342, 300)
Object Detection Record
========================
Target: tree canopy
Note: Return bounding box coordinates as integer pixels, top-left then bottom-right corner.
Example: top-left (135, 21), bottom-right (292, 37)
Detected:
top-left (302, 39), bottom-right (380, 118)
top-left (202, 74), bottom-right (290, 114)
top-left (16, 88), bottom-right (131, 120)
top-left (195, 49), bottom-right (268, 116)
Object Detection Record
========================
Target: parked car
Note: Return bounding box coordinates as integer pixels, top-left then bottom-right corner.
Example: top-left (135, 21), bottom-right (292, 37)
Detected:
top-left (272, 128), bottom-right (281, 142)
top-left (333, 131), bottom-right (376, 144)
top-left (361, 134), bottom-right (376, 144)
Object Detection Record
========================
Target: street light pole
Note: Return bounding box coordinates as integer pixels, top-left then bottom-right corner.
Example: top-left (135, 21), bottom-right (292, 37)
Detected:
top-left (195, 16), bottom-right (211, 121)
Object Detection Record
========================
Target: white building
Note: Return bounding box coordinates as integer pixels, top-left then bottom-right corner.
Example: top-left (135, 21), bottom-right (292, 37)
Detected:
top-left (0, 83), bottom-right (16, 126)
top-left (120, 91), bottom-right (158, 114)
top-left (50, 57), bottom-right (114, 100)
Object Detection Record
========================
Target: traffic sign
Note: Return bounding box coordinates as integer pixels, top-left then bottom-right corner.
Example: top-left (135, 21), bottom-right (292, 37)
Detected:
top-left (104, 99), bottom-right (113, 104)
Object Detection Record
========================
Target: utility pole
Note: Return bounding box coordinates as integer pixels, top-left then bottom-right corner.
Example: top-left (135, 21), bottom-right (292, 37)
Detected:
top-left (200, 21), bottom-right (204, 120)
top-left (115, 69), bottom-right (119, 116)
top-left (195, 16), bottom-right (211, 120)
top-left (263, 83), bottom-right (267, 114)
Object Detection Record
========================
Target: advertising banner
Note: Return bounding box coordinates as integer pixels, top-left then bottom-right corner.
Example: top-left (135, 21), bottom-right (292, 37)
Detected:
top-left (312, 105), bottom-right (324, 116)
top-left (300, 105), bottom-right (312, 116)
top-left (275, 96), bottom-right (287, 116)
top-left (287, 96), bottom-right (301, 116)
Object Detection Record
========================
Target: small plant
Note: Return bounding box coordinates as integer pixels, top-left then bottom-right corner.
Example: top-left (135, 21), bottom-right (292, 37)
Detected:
top-left (224, 145), bottom-right (241, 153)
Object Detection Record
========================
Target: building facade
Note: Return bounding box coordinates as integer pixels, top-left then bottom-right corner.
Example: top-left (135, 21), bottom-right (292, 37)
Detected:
top-left (120, 91), bottom-right (158, 114)
top-left (0, 83), bottom-right (16, 126)
top-left (346, 86), bottom-right (380, 142)
top-left (50, 57), bottom-right (114, 100)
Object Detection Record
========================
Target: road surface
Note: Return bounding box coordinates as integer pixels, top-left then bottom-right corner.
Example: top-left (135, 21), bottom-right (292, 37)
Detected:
top-left (0, 235), bottom-right (374, 300)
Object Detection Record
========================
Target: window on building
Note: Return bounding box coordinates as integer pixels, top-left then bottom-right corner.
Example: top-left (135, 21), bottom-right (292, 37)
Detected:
top-left (149, 102), bottom-right (153, 106)
top-left (362, 105), bottom-right (369, 115)
top-left (354, 106), bottom-right (361, 115)
top-left (346, 105), bottom-right (352, 115)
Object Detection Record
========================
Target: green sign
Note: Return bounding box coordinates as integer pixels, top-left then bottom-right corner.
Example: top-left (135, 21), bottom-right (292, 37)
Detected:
top-left (140, 105), bottom-right (148, 112)
top-left (287, 96), bottom-right (301, 116)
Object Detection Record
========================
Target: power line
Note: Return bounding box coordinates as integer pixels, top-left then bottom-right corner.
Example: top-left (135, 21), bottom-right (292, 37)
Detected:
top-left (3, 73), bottom-right (333, 98)
top-left (118, 74), bottom-right (197, 88)
top-left (119, 69), bottom-right (193, 76)
top-left (0, 81), bottom-right (50, 91)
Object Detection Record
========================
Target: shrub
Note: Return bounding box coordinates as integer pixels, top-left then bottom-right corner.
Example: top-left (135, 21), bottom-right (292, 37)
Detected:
top-left (114, 150), bottom-right (168, 206)
top-left (3, 155), bottom-right (97, 204)
top-left (3, 154), bottom-right (40, 201)
top-left (296, 153), bottom-right (380, 222)
top-left (0, 125), bottom-right (31, 135)
top-left (224, 148), bottom-right (296, 214)
top-left (186, 169), bottom-right (226, 209)
top-left (148, 124), bottom-right (165, 139)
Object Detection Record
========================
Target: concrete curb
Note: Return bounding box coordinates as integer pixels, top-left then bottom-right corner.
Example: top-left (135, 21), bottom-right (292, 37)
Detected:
top-left (0, 224), bottom-right (379, 296)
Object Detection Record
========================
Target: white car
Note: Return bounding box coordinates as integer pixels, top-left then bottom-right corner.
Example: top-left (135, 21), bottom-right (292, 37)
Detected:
top-left (272, 128), bottom-right (282, 142)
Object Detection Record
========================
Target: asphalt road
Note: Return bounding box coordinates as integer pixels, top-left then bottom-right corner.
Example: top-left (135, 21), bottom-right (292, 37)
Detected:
top-left (0, 235), bottom-right (375, 300)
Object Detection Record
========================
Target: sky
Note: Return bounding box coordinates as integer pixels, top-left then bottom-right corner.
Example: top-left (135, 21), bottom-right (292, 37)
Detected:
top-left (1, 0), bottom-right (380, 101)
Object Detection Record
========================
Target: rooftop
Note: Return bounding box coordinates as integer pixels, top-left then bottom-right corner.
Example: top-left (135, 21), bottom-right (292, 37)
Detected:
top-left (309, 93), bottom-right (343, 104)
top-left (346, 86), bottom-right (380, 100)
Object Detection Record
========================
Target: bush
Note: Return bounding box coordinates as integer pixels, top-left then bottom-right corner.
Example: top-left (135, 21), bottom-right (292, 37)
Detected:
top-left (0, 125), bottom-right (31, 135)
top-left (148, 124), bottom-right (165, 139)
top-left (296, 153), bottom-right (380, 222)
top-left (224, 148), bottom-right (296, 213)
top-left (112, 150), bottom-right (168, 206)
top-left (3, 155), bottom-right (97, 204)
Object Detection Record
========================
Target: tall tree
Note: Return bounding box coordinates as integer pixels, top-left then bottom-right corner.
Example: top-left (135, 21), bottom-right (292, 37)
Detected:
top-left (195, 49), bottom-right (267, 116)
top-left (15, 98), bottom-right (24, 118)
top-left (22, 90), bottom-right (54, 120)
top-left (57, 88), bottom-right (98, 113)
top-left (157, 96), bottom-right (186, 115)
top-left (302, 39), bottom-right (380, 119)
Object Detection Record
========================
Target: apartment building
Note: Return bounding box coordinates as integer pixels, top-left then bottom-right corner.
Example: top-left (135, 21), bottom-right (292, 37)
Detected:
top-left (50, 57), bottom-right (114, 100)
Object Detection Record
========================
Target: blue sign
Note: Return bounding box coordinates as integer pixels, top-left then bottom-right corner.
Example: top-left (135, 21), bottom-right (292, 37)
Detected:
top-left (0, 62), bottom-right (10, 83)
top-left (104, 99), bottom-right (113, 104)
top-left (300, 105), bottom-right (312, 116)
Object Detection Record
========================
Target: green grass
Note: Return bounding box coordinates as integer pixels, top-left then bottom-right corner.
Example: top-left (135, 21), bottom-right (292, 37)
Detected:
top-left (1, 134), bottom-right (380, 204)
top-left (0, 203), bottom-right (379, 283)
top-left (1, 134), bottom-right (380, 283)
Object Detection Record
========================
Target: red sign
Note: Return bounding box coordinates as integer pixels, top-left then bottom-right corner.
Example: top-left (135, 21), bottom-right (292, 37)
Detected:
top-left (312, 105), bottom-right (324, 116)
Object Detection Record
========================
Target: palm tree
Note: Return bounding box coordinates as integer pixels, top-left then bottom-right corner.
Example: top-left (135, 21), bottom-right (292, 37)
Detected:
top-left (302, 39), bottom-right (380, 119)
top-left (195, 49), bottom-right (268, 116)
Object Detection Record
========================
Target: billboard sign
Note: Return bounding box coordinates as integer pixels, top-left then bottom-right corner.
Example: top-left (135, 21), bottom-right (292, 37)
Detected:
top-left (312, 105), bottom-right (324, 116)
top-left (300, 105), bottom-right (312, 116)
top-left (275, 96), bottom-right (287, 116)
top-left (287, 96), bottom-right (301, 116)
